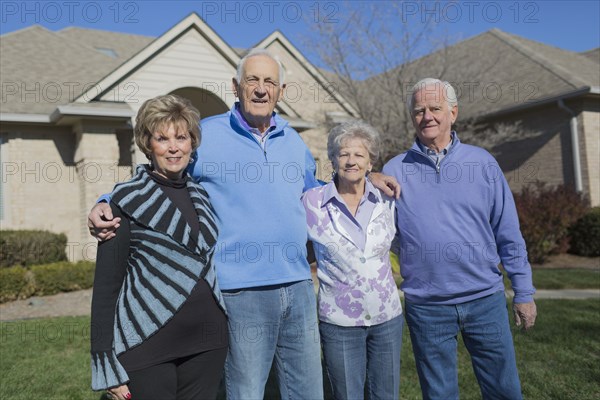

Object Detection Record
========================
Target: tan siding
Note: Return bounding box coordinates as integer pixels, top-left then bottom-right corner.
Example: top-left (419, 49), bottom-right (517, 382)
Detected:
top-left (264, 41), bottom-right (355, 173)
top-left (266, 41), bottom-right (351, 123)
top-left (100, 29), bottom-right (237, 105)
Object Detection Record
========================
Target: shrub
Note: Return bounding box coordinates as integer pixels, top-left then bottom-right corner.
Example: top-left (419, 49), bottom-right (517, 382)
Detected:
top-left (568, 207), bottom-right (600, 257)
top-left (0, 266), bottom-right (35, 303)
top-left (0, 230), bottom-right (68, 268)
top-left (30, 261), bottom-right (95, 296)
top-left (514, 182), bottom-right (589, 264)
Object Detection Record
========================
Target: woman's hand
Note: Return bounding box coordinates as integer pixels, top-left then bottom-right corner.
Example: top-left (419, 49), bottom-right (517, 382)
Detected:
top-left (107, 385), bottom-right (132, 400)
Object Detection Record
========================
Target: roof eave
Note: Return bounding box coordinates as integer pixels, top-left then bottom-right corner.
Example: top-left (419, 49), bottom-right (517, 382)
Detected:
top-left (0, 103), bottom-right (135, 125)
top-left (479, 86), bottom-right (598, 119)
top-left (0, 113), bottom-right (51, 123)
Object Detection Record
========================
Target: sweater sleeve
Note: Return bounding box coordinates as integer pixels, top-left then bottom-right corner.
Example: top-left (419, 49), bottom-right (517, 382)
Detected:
top-left (303, 146), bottom-right (320, 192)
top-left (489, 164), bottom-right (536, 303)
top-left (90, 202), bottom-right (131, 390)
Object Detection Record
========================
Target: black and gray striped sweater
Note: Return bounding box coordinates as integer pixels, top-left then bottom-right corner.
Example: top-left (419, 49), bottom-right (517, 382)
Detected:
top-left (90, 165), bottom-right (225, 390)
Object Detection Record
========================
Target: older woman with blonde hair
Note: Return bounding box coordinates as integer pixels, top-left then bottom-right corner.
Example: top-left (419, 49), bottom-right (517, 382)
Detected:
top-left (302, 121), bottom-right (403, 399)
top-left (90, 94), bottom-right (227, 400)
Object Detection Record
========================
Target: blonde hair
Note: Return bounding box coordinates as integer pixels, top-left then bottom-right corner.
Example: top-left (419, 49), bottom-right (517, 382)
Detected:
top-left (134, 94), bottom-right (201, 159)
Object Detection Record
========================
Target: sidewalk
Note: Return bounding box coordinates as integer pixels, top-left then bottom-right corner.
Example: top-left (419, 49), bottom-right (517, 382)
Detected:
top-left (1, 287), bottom-right (599, 322)
top-left (508, 288), bottom-right (600, 300)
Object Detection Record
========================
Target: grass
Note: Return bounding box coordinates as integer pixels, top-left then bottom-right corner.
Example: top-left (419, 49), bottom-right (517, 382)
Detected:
top-left (531, 268), bottom-right (600, 289)
top-left (1, 299), bottom-right (599, 399)
top-left (395, 268), bottom-right (600, 290)
top-left (501, 268), bottom-right (600, 291)
top-left (0, 316), bottom-right (97, 400)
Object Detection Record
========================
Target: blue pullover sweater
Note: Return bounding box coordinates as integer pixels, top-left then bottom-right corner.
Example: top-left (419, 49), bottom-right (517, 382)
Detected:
top-left (383, 134), bottom-right (535, 305)
top-left (189, 105), bottom-right (319, 290)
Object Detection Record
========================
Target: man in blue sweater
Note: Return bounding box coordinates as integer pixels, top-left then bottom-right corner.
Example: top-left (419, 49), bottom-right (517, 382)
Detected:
top-left (383, 78), bottom-right (537, 400)
top-left (89, 48), bottom-right (399, 399)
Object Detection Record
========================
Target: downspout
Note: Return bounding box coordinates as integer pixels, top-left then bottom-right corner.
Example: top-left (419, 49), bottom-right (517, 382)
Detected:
top-left (557, 99), bottom-right (583, 193)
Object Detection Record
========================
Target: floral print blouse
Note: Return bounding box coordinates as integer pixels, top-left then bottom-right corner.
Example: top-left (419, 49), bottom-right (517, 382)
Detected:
top-left (302, 180), bottom-right (402, 327)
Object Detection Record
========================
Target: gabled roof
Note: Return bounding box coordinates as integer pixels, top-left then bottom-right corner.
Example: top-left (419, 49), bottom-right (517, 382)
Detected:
top-left (1, 14), bottom-right (317, 121)
top-left (580, 48), bottom-right (600, 64)
top-left (253, 30), bottom-right (359, 118)
top-left (494, 29), bottom-right (598, 89)
top-left (57, 27), bottom-right (154, 64)
top-left (364, 28), bottom-right (600, 120)
top-left (0, 25), bottom-right (137, 114)
top-left (74, 13), bottom-right (242, 104)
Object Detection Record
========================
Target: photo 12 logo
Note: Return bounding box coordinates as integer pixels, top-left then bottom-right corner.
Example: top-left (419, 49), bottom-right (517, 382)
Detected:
top-left (1, 1), bottom-right (140, 24)
top-left (199, 1), bottom-right (339, 24)
top-left (399, 1), bottom-right (540, 24)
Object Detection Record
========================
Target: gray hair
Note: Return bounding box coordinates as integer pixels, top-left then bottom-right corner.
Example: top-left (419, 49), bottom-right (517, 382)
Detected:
top-left (236, 48), bottom-right (285, 85)
top-left (408, 78), bottom-right (458, 111)
top-left (327, 121), bottom-right (381, 168)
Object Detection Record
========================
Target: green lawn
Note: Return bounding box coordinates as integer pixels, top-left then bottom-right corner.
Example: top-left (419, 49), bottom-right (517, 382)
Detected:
top-left (395, 268), bottom-right (600, 290)
top-left (531, 268), bottom-right (600, 290)
top-left (1, 299), bottom-right (599, 399)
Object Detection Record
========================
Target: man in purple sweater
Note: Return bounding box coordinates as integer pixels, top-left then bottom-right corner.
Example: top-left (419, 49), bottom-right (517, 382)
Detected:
top-left (383, 78), bottom-right (537, 400)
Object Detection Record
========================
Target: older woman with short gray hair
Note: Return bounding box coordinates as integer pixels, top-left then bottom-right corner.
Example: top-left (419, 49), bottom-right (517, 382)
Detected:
top-left (303, 120), bottom-right (403, 400)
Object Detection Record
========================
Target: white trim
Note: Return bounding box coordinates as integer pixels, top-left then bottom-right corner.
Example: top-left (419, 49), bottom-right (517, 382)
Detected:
top-left (51, 104), bottom-right (135, 121)
top-left (0, 134), bottom-right (8, 222)
top-left (75, 13), bottom-right (241, 103)
top-left (0, 113), bottom-right (51, 123)
top-left (254, 31), bottom-right (359, 118)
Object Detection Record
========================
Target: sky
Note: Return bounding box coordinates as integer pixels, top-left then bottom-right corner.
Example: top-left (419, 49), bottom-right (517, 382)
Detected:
top-left (1, 0), bottom-right (599, 67)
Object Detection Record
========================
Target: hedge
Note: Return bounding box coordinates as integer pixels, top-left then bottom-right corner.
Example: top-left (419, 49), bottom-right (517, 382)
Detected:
top-left (569, 207), bottom-right (600, 257)
top-left (0, 230), bottom-right (68, 268)
top-left (30, 261), bottom-right (95, 296)
top-left (514, 182), bottom-right (589, 264)
top-left (0, 261), bottom-right (95, 303)
top-left (0, 266), bottom-right (35, 303)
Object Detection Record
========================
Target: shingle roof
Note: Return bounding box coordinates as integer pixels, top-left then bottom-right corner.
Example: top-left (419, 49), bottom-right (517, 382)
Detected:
top-left (3, 26), bottom-right (597, 119)
top-left (363, 28), bottom-right (600, 120)
top-left (0, 25), bottom-right (152, 114)
top-left (57, 27), bottom-right (154, 64)
top-left (580, 48), bottom-right (600, 64)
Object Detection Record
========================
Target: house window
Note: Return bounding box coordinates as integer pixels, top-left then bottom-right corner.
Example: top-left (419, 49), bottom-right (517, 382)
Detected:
top-left (95, 47), bottom-right (118, 58)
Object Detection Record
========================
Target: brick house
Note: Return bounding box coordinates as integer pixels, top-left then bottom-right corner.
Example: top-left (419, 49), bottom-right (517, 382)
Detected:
top-left (0, 14), bottom-right (358, 260)
top-left (1, 15), bottom-right (598, 260)
top-left (364, 28), bottom-right (599, 202)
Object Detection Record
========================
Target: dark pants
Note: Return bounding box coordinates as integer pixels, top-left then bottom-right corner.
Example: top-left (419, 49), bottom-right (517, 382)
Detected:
top-left (126, 348), bottom-right (228, 400)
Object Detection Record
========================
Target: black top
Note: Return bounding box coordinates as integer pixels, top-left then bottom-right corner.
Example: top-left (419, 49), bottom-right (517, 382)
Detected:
top-left (98, 170), bottom-right (227, 372)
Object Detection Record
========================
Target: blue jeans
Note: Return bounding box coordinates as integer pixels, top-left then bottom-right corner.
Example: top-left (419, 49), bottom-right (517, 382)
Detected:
top-left (405, 291), bottom-right (522, 400)
top-left (320, 315), bottom-right (403, 400)
top-left (222, 279), bottom-right (323, 399)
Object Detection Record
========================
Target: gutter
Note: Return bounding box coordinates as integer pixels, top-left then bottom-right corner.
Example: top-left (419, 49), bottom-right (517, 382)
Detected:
top-left (0, 113), bottom-right (51, 123)
top-left (1, 104), bottom-right (135, 124)
top-left (557, 99), bottom-right (583, 193)
top-left (481, 86), bottom-right (598, 119)
top-left (50, 104), bottom-right (135, 123)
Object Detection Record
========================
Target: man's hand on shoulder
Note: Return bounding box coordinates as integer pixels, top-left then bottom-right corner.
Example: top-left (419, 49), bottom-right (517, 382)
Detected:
top-left (513, 300), bottom-right (537, 331)
top-left (88, 203), bottom-right (121, 241)
top-left (369, 172), bottom-right (401, 199)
